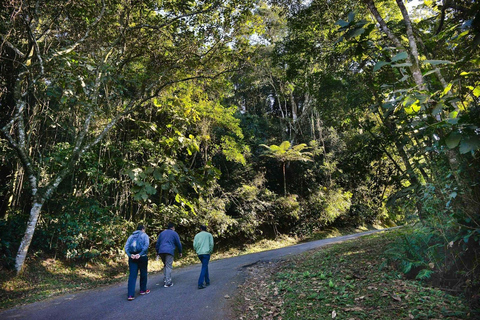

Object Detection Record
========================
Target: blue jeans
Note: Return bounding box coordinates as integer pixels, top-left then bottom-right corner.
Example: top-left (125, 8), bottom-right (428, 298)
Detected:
top-left (197, 254), bottom-right (210, 287)
top-left (128, 256), bottom-right (148, 297)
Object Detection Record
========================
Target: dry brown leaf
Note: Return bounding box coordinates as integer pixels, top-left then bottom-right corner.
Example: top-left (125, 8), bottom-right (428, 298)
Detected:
top-left (391, 294), bottom-right (402, 302)
top-left (345, 307), bottom-right (364, 312)
top-left (332, 310), bottom-right (337, 319)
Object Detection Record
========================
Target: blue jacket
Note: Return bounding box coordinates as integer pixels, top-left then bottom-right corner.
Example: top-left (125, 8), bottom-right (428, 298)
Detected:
top-left (156, 229), bottom-right (182, 256)
top-left (124, 230), bottom-right (149, 258)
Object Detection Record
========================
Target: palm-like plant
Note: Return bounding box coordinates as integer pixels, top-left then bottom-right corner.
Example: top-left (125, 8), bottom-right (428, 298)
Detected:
top-left (260, 141), bottom-right (313, 196)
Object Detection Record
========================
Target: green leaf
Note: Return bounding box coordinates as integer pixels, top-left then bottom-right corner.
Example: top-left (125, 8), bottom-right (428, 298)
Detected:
top-left (431, 103), bottom-right (444, 116)
top-left (423, 70), bottom-right (437, 76)
top-left (442, 83), bottom-right (453, 97)
top-left (348, 11), bottom-right (355, 22)
top-left (391, 52), bottom-right (408, 62)
top-left (472, 86), bottom-right (480, 97)
top-left (416, 269), bottom-right (433, 280)
top-left (423, 60), bottom-right (453, 65)
top-left (391, 63), bottom-right (412, 68)
top-left (345, 28), bottom-right (365, 39)
top-left (374, 61), bottom-right (389, 72)
top-left (336, 19), bottom-right (349, 27)
top-left (459, 136), bottom-right (480, 154)
top-left (445, 132), bottom-right (462, 149)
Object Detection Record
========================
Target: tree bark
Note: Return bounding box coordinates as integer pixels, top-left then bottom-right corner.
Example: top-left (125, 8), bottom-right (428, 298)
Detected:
top-left (15, 202), bottom-right (43, 273)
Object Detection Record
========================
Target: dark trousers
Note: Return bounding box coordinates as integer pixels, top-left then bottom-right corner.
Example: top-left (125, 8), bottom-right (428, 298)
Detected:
top-left (197, 254), bottom-right (210, 287)
top-left (128, 255), bottom-right (148, 297)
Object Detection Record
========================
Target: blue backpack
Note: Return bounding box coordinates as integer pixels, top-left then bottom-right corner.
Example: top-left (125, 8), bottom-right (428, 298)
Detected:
top-left (129, 233), bottom-right (142, 254)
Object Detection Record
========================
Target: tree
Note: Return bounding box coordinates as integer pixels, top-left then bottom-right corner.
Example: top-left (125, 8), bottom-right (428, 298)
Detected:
top-left (0, 0), bottom-right (256, 273)
top-left (261, 141), bottom-right (312, 195)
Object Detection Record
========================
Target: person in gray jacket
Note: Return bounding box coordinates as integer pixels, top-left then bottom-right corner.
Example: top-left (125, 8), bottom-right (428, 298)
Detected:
top-left (124, 224), bottom-right (150, 301)
top-left (156, 222), bottom-right (182, 287)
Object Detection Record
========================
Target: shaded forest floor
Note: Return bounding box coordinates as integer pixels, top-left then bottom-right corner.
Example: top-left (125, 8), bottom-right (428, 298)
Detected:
top-left (0, 225), bottom-right (381, 310)
top-left (231, 230), bottom-right (477, 319)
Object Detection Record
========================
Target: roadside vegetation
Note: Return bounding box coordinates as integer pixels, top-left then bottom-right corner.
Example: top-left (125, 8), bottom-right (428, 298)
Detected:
top-left (233, 229), bottom-right (477, 319)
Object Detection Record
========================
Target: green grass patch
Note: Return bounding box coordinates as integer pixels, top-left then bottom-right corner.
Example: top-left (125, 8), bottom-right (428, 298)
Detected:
top-left (232, 230), bottom-right (474, 319)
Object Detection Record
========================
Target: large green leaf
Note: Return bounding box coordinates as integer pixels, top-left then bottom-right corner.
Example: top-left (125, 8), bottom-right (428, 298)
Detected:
top-left (374, 61), bottom-right (389, 72)
top-left (336, 19), bottom-right (349, 27)
top-left (423, 60), bottom-right (453, 65)
top-left (392, 63), bottom-right (412, 68)
top-left (345, 28), bottom-right (365, 39)
top-left (391, 52), bottom-right (408, 62)
top-left (459, 136), bottom-right (480, 154)
top-left (445, 132), bottom-right (462, 149)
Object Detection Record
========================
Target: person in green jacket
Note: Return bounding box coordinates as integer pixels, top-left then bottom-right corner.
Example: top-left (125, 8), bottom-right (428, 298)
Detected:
top-left (193, 225), bottom-right (214, 289)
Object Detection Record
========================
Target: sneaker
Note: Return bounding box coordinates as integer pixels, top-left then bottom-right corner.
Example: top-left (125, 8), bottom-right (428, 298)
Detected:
top-left (164, 283), bottom-right (174, 288)
top-left (139, 290), bottom-right (150, 295)
top-left (198, 285), bottom-right (206, 289)
top-left (127, 296), bottom-right (135, 301)
top-left (205, 282), bottom-right (210, 286)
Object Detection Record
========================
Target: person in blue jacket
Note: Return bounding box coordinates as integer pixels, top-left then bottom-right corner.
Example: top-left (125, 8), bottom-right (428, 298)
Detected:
top-left (156, 222), bottom-right (182, 287)
top-left (124, 224), bottom-right (150, 301)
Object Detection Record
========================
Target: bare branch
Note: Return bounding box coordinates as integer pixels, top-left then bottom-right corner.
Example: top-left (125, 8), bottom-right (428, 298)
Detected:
top-left (0, 34), bottom-right (26, 58)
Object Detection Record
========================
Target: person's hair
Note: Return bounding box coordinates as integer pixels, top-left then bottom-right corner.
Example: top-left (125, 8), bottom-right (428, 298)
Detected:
top-left (167, 222), bottom-right (175, 229)
top-left (200, 225), bottom-right (207, 231)
top-left (137, 224), bottom-right (145, 231)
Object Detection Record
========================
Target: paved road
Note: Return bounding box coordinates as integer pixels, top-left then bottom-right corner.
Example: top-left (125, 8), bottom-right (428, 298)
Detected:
top-left (1, 228), bottom-right (395, 320)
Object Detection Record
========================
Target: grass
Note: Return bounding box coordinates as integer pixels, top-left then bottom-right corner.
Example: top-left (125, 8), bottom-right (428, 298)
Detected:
top-left (0, 225), bottom-right (384, 311)
top-left (232, 230), bottom-right (475, 320)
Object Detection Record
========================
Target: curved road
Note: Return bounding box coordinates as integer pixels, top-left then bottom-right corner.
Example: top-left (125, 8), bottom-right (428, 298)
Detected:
top-left (1, 228), bottom-right (394, 320)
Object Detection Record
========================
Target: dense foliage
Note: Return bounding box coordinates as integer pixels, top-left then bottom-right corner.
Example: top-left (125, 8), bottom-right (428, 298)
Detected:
top-left (1, 0), bottom-right (479, 304)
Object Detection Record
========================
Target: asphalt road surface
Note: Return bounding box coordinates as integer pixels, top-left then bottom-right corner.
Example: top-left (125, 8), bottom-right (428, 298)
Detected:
top-left (1, 228), bottom-right (395, 320)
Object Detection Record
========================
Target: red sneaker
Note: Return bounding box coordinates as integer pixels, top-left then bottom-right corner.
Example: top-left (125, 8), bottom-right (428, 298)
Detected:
top-left (139, 290), bottom-right (150, 295)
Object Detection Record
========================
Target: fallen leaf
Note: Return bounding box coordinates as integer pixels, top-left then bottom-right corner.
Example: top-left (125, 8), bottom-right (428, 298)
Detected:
top-left (332, 310), bottom-right (337, 319)
top-left (391, 294), bottom-right (402, 302)
top-left (345, 307), bottom-right (364, 311)
top-left (224, 295), bottom-right (230, 299)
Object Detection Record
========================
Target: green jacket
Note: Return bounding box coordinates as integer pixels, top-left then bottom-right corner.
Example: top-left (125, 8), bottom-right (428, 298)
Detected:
top-left (193, 231), bottom-right (214, 255)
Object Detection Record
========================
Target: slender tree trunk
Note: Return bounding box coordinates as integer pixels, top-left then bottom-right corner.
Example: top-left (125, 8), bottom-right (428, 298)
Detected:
top-left (283, 162), bottom-right (287, 196)
top-left (15, 201), bottom-right (43, 273)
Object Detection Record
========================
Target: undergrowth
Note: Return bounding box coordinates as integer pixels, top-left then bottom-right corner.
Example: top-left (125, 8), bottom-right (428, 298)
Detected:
top-left (232, 230), bottom-right (477, 319)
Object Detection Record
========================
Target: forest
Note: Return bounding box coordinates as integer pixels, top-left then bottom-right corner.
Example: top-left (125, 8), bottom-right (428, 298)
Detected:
top-left (1, 0), bottom-right (479, 305)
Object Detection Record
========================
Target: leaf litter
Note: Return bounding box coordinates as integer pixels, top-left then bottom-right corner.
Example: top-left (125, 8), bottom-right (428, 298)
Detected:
top-left (230, 231), bottom-right (472, 319)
